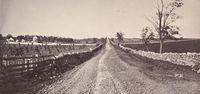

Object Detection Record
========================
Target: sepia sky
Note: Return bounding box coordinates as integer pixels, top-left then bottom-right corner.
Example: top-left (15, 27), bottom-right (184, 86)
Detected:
top-left (0, 0), bottom-right (199, 38)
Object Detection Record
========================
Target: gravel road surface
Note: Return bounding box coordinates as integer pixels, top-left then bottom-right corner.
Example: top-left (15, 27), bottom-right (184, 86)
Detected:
top-left (38, 41), bottom-right (200, 94)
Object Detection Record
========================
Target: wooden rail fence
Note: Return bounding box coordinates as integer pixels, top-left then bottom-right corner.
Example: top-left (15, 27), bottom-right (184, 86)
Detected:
top-left (0, 43), bottom-right (104, 82)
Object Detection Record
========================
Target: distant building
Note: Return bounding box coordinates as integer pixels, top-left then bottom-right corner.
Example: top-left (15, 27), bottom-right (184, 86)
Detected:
top-left (21, 39), bottom-right (25, 42)
top-left (172, 34), bottom-right (183, 39)
top-left (32, 36), bottom-right (38, 43)
top-left (16, 39), bottom-right (19, 42)
top-left (7, 37), bottom-right (15, 42)
top-left (173, 34), bottom-right (182, 38)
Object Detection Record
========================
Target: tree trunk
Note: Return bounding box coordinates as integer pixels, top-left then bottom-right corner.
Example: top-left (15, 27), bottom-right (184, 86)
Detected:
top-left (144, 41), bottom-right (149, 51)
top-left (145, 45), bottom-right (149, 51)
top-left (159, 39), bottom-right (164, 53)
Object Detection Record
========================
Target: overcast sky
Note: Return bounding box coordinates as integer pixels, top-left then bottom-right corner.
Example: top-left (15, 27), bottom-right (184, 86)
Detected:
top-left (0, 0), bottom-right (199, 38)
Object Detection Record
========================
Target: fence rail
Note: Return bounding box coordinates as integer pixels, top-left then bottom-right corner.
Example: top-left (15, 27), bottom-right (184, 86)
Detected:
top-left (0, 43), bottom-right (104, 82)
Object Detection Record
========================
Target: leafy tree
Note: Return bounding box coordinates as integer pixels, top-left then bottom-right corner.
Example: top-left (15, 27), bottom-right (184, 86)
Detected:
top-left (116, 32), bottom-right (124, 45)
top-left (163, 26), bottom-right (181, 39)
top-left (141, 27), bottom-right (155, 51)
top-left (48, 36), bottom-right (56, 42)
top-left (92, 38), bottom-right (97, 43)
top-left (24, 35), bottom-right (33, 42)
top-left (0, 34), bottom-right (3, 40)
top-left (146, 0), bottom-right (183, 53)
top-left (6, 34), bottom-right (13, 39)
top-left (36, 36), bottom-right (43, 43)
top-left (16, 35), bottom-right (25, 42)
top-left (64, 38), bottom-right (74, 43)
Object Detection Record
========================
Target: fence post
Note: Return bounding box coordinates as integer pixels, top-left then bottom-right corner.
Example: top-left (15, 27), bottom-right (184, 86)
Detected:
top-left (0, 41), bottom-right (3, 72)
top-left (0, 58), bottom-right (2, 72)
top-left (27, 60), bottom-right (30, 72)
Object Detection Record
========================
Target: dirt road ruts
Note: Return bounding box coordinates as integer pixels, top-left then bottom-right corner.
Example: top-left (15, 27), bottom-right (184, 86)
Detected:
top-left (38, 41), bottom-right (200, 94)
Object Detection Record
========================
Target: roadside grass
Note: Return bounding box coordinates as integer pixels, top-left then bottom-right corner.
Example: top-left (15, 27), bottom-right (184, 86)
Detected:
top-left (122, 39), bottom-right (200, 53)
top-left (113, 45), bottom-right (200, 83)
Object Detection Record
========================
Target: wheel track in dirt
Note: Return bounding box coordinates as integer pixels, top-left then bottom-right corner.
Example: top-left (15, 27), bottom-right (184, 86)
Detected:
top-left (93, 42), bottom-right (127, 94)
top-left (37, 41), bottom-right (200, 94)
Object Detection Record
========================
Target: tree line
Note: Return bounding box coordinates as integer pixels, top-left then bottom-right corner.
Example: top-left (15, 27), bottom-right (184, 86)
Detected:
top-left (0, 34), bottom-right (74, 43)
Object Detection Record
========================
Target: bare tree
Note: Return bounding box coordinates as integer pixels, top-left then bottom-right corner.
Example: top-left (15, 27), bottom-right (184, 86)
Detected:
top-left (146, 0), bottom-right (183, 53)
top-left (116, 32), bottom-right (124, 45)
top-left (141, 27), bottom-right (155, 51)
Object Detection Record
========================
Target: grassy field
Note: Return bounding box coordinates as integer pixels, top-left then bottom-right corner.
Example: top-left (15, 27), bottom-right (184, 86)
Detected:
top-left (122, 39), bottom-right (200, 53)
top-left (1, 43), bottom-right (97, 57)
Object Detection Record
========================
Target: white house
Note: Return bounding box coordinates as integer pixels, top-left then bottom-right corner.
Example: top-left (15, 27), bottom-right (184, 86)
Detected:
top-left (7, 37), bottom-right (15, 42)
top-left (32, 36), bottom-right (38, 43)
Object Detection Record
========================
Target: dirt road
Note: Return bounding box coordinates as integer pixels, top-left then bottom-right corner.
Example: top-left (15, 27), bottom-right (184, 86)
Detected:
top-left (38, 41), bottom-right (200, 94)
